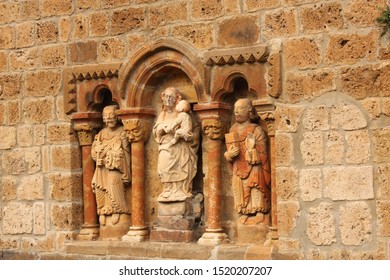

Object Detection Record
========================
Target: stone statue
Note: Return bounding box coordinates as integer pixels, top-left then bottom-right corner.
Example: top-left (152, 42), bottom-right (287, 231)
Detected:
top-left (153, 87), bottom-right (199, 202)
top-left (91, 105), bottom-right (131, 226)
top-left (224, 98), bottom-right (271, 224)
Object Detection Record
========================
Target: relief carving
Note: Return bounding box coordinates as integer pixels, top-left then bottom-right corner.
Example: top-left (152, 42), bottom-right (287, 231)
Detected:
top-left (152, 87), bottom-right (200, 202)
top-left (122, 119), bottom-right (151, 143)
top-left (91, 105), bottom-right (131, 226)
top-left (224, 98), bottom-right (271, 225)
top-left (201, 118), bottom-right (228, 140)
top-left (74, 123), bottom-right (101, 146)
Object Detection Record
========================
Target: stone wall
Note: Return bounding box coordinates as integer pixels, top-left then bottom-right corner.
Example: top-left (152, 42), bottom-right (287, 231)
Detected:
top-left (1, 0), bottom-right (390, 259)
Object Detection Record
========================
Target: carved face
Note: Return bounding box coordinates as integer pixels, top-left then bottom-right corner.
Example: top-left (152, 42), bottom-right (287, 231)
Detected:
top-left (103, 106), bottom-right (118, 128)
top-left (162, 88), bottom-right (177, 109)
top-left (234, 99), bottom-right (251, 124)
top-left (125, 120), bottom-right (143, 142)
top-left (203, 119), bottom-right (223, 139)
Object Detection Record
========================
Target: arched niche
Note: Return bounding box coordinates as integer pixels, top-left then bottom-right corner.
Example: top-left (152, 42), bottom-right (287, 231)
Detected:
top-left (118, 38), bottom-right (208, 107)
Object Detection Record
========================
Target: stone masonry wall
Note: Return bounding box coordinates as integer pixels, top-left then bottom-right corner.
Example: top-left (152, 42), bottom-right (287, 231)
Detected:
top-left (1, 0), bottom-right (390, 259)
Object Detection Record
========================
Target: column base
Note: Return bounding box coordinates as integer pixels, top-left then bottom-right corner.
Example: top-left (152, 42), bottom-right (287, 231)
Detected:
top-left (197, 231), bottom-right (229, 246)
top-left (122, 227), bottom-right (149, 242)
top-left (76, 224), bottom-right (99, 241)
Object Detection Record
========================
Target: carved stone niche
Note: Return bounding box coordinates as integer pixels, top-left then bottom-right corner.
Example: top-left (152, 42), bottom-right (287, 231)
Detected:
top-left (200, 44), bottom-right (280, 245)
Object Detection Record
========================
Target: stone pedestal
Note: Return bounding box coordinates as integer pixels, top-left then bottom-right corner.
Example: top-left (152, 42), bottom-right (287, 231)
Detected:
top-left (237, 223), bottom-right (269, 244)
top-left (151, 198), bottom-right (197, 243)
top-left (99, 214), bottom-right (131, 240)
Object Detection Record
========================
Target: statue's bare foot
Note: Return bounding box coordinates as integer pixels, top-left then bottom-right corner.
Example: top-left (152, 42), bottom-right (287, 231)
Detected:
top-left (254, 212), bottom-right (264, 224)
top-left (111, 213), bottom-right (120, 225)
top-left (238, 215), bottom-right (249, 224)
top-left (99, 215), bottom-right (106, 226)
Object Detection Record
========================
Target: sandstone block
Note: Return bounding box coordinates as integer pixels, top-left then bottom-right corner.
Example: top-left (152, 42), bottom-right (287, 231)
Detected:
top-left (15, 22), bottom-right (35, 48)
top-left (376, 164), bottom-right (390, 199)
top-left (172, 24), bottom-right (213, 49)
top-left (278, 238), bottom-right (301, 252)
top-left (10, 48), bottom-right (39, 71)
top-left (244, 0), bottom-right (280, 11)
top-left (42, 0), bottom-right (73, 17)
top-left (77, 0), bottom-right (101, 11)
top-left (276, 167), bottom-right (298, 200)
top-left (303, 105), bottom-right (330, 131)
top-left (90, 12), bottom-right (109, 37)
top-left (325, 131), bottom-right (344, 165)
top-left (0, 1), bottom-right (19, 24)
top-left (36, 21), bottom-right (58, 44)
top-left (25, 147), bottom-right (42, 174)
top-left (0, 51), bottom-right (8, 72)
top-left (330, 103), bottom-right (367, 130)
top-left (224, 0), bottom-right (240, 14)
top-left (149, 2), bottom-right (187, 28)
top-left (50, 145), bottom-right (81, 171)
top-left (307, 202), bottom-right (336, 245)
top-left (299, 168), bottom-right (322, 201)
top-left (323, 166), bottom-right (374, 201)
top-left (51, 203), bottom-right (83, 230)
top-left (2, 149), bottom-right (25, 175)
top-left (191, 0), bottom-right (223, 20)
top-left (17, 125), bottom-right (33, 147)
top-left (300, 131), bottom-right (323, 165)
top-left (47, 123), bottom-right (76, 144)
top-left (69, 41), bottom-right (97, 63)
top-left (0, 74), bottom-right (21, 99)
top-left (23, 97), bottom-right (55, 124)
top-left (284, 70), bottom-right (335, 103)
top-left (360, 98), bottom-right (381, 120)
top-left (0, 102), bottom-right (5, 124)
top-left (376, 200), bottom-right (390, 236)
top-left (300, 2), bottom-right (343, 32)
top-left (102, 0), bottom-right (129, 8)
top-left (48, 173), bottom-right (83, 201)
top-left (326, 31), bottom-right (377, 65)
top-left (382, 98), bottom-right (390, 117)
top-left (1, 176), bottom-right (17, 201)
top-left (277, 202), bottom-right (299, 237)
top-left (59, 18), bottom-right (71, 42)
top-left (98, 38), bottom-right (126, 62)
top-left (274, 105), bottom-right (304, 133)
top-left (0, 26), bottom-right (14, 49)
top-left (22, 234), bottom-right (55, 252)
top-left (72, 15), bottom-right (89, 40)
top-left (3, 203), bottom-right (33, 234)
top-left (345, 0), bottom-right (387, 27)
top-left (284, 37), bottom-right (321, 69)
top-left (33, 202), bottom-right (46, 235)
top-left (17, 174), bottom-right (44, 200)
top-left (0, 126), bottom-right (16, 150)
top-left (21, 0), bottom-right (40, 20)
top-left (339, 202), bottom-right (372, 246)
top-left (25, 71), bottom-right (61, 97)
top-left (8, 100), bottom-right (20, 126)
top-left (275, 133), bottom-right (294, 166)
top-left (41, 45), bottom-right (66, 67)
top-left (218, 15), bottom-right (260, 47)
top-left (373, 128), bottom-right (390, 163)
top-left (111, 7), bottom-right (146, 35)
top-left (264, 9), bottom-right (297, 38)
top-left (0, 237), bottom-right (20, 250)
top-left (345, 130), bottom-right (371, 164)
top-left (34, 125), bottom-right (46, 145)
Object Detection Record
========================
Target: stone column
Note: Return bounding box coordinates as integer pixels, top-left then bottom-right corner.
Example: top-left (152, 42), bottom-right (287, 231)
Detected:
top-left (255, 102), bottom-right (278, 244)
top-left (116, 108), bottom-right (156, 242)
top-left (194, 103), bottom-right (231, 245)
top-left (72, 112), bottom-right (102, 240)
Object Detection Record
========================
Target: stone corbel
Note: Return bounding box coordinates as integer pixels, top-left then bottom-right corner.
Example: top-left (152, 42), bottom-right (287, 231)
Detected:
top-left (116, 108), bottom-right (156, 242)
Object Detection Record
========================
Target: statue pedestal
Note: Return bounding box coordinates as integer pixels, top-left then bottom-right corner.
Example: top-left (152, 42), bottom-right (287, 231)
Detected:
top-left (237, 222), bottom-right (269, 244)
top-left (99, 214), bottom-right (131, 240)
top-left (150, 198), bottom-right (197, 243)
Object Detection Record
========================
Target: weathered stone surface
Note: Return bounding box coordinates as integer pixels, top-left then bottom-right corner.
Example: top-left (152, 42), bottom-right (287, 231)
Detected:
top-left (360, 98), bottom-right (381, 120)
top-left (218, 15), bottom-right (260, 47)
top-left (284, 37), bottom-right (321, 69)
top-left (345, 0), bottom-right (387, 27)
top-left (244, 0), bottom-right (280, 11)
top-left (373, 128), bottom-right (390, 163)
top-left (21, 0), bottom-right (40, 20)
top-left (172, 24), bottom-right (213, 49)
top-left (90, 11), bottom-right (109, 36)
top-left (0, 51), bottom-right (7, 72)
top-left (10, 49), bottom-right (39, 71)
top-left (51, 203), bottom-right (83, 230)
top-left (111, 7), bottom-right (146, 35)
top-left (69, 41), bottom-right (97, 63)
top-left (17, 174), bottom-right (44, 200)
top-left (323, 166), bottom-right (374, 201)
top-left (48, 173), bottom-right (83, 201)
top-left (276, 167), bottom-right (298, 200)
top-left (339, 202), bottom-right (372, 246)
top-left (98, 38), bottom-right (126, 62)
top-left (300, 2), bottom-right (343, 32)
top-left (299, 168), bottom-right (322, 201)
top-left (275, 133), bottom-right (294, 166)
top-left (149, 2), bottom-right (187, 28)
top-left (72, 15), bottom-right (89, 40)
top-left (0, 237), bottom-right (20, 250)
top-left (34, 125), bottom-right (46, 146)
top-left (377, 200), bottom-right (390, 237)
top-left (330, 103), bottom-right (367, 130)
top-left (0, 26), bottom-right (14, 49)
top-left (307, 202), bottom-right (336, 245)
top-left (41, 45), bottom-right (66, 67)
top-left (33, 202), bottom-right (46, 235)
top-left (23, 97), bottom-right (55, 124)
top-left (300, 131), bottom-right (323, 165)
top-left (42, 0), bottom-right (73, 17)
top-left (3, 203), bottom-right (33, 234)
top-left (345, 130), bottom-right (371, 164)
top-left (0, 126), bottom-right (16, 150)
top-left (2, 149), bottom-right (25, 175)
top-left (59, 18), bottom-right (71, 42)
top-left (36, 21), bottom-right (58, 44)
top-left (0, 74), bottom-right (22, 99)
top-left (21, 234), bottom-right (55, 252)
top-left (264, 9), bottom-right (297, 38)
top-left (1, 176), bottom-right (17, 201)
top-left (50, 145), bottom-right (81, 170)
top-left (324, 131), bottom-right (344, 165)
top-left (376, 164), bottom-right (390, 199)
top-left (15, 22), bottom-right (35, 48)
top-left (25, 147), bottom-right (42, 174)
top-left (17, 125), bottom-right (33, 147)
top-left (277, 202), bottom-right (299, 237)
top-left (192, 0), bottom-right (223, 20)
top-left (8, 100), bottom-right (21, 125)
top-left (47, 123), bottom-right (76, 144)
top-left (274, 105), bottom-right (304, 133)
top-left (25, 71), bottom-right (62, 97)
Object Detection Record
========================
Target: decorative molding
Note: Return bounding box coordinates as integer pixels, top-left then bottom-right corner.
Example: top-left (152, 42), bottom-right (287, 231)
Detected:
top-left (267, 52), bottom-right (282, 98)
top-left (116, 108), bottom-right (156, 143)
top-left (204, 45), bottom-right (269, 67)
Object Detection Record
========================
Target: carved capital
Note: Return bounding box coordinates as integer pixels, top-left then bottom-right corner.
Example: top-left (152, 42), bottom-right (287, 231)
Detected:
top-left (72, 112), bottom-right (102, 146)
top-left (258, 111), bottom-right (275, 136)
top-left (201, 118), bottom-right (229, 140)
top-left (122, 119), bottom-right (152, 143)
